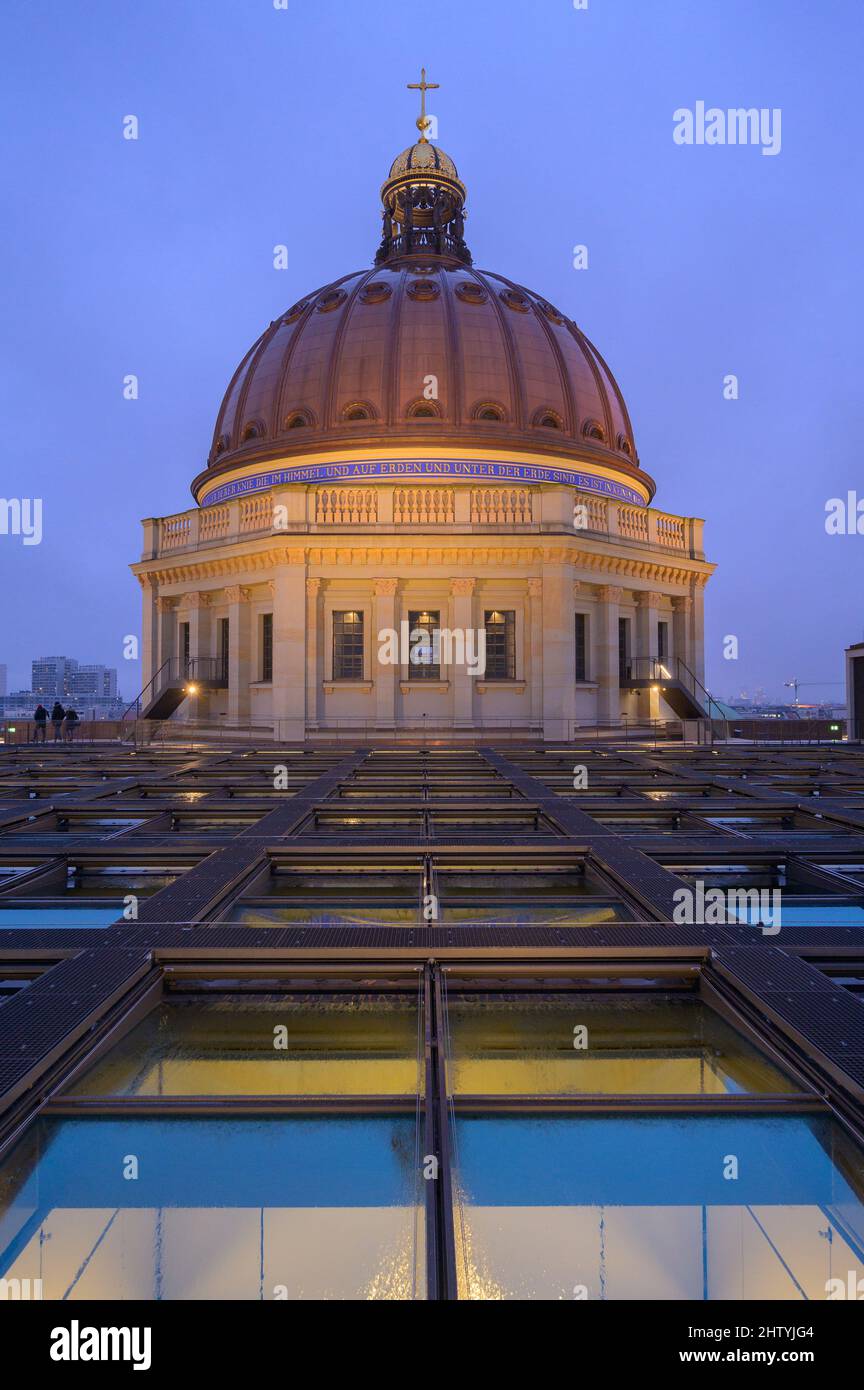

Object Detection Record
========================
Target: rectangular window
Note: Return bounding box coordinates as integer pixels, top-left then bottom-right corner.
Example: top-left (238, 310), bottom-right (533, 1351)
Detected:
top-left (658, 620), bottom-right (668, 664)
top-left (484, 610), bottom-right (515, 680)
top-left (618, 618), bottom-right (630, 681)
top-left (407, 610), bottom-right (440, 680)
top-left (261, 613), bottom-right (273, 683)
top-left (333, 611), bottom-right (364, 680)
top-left (179, 622), bottom-right (190, 674)
top-left (218, 618), bottom-right (229, 682)
top-left (575, 613), bottom-right (587, 682)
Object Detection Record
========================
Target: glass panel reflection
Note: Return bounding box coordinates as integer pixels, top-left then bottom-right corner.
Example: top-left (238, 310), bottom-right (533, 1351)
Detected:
top-left (68, 993), bottom-right (422, 1097)
top-left (452, 1115), bottom-right (864, 1300)
top-left (445, 994), bottom-right (796, 1095)
top-left (0, 1117), bottom-right (425, 1300)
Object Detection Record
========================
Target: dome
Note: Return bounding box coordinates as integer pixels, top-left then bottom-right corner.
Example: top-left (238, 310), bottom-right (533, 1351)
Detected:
top-left (192, 90), bottom-right (654, 507)
top-left (387, 141), bottom-right (461, 183)
top-left (194, 260), bottom-right (651, 503)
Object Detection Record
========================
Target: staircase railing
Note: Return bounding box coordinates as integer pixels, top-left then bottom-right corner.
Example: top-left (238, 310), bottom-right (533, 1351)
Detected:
top-left (122, 657), bottom-right (176, 721)
top-left (675, 658), bottom-right (725, 721)
top-left (122, 656), bottom-right (229, 720)
top-left (619, 656), bottom-right (725, 721)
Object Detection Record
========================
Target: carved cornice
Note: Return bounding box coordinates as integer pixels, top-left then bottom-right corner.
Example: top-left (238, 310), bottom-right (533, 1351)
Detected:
top-left (135, 537), bottom-right (712, 591)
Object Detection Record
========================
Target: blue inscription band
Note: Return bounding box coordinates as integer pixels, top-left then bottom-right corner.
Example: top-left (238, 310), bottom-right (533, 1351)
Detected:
top-left (199, 458), bottom-right (647, 507)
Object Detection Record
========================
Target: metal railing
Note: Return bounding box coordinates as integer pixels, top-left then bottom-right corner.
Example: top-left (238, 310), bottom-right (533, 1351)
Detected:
top-left (619, 657), bottom-right (725, 721)
top-left (123, 657), bottom-right (229, 720)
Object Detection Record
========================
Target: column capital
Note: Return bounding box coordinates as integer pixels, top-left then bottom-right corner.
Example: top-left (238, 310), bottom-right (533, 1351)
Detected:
top-left (223, 585), bottom-right (250, 605)
top-left (636, 590), bottom-right (663, 608)
top-left (527, 578), bottom-right (543, 598)
top-left (595, 584), bottom-right (623, 603)
top-left (450, 577), bottom-right (475, 596)
top-left (672, 595), bottom-right (693, 613)
top-left (156, 596), bottom-right (176, 614)
top-left (373, 578), bottom-right (398, 597)
top-left (306, 578), bottom-right (322, 597)
top-left (182, 591), bottom-right (211, 609)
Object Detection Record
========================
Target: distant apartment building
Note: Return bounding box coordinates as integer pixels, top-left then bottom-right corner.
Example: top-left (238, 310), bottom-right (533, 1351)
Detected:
top-left (0, 664), bottom-right (6, 697)
top-left (31, 656), bottom-right (77, 699)
top-left (74, 665), bottom-right (118, 699)
top-left (31, 657), bottom-right (119, 702)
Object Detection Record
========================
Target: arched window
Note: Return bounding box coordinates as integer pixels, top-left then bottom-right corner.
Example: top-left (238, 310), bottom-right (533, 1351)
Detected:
top-left (342, 401), bottom-right (377, 423)
top-left (473, 402), bottom-right (506, 423)
top-left (407, 399), bottom-right (442, 420)
top-left (533, 408), bottom-right (563, 430)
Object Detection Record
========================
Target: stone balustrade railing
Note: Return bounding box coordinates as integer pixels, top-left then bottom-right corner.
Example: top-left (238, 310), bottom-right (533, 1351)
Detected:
top-left (147, 486), bottom-right (703, 559)
top-left (394, 486), bottom-right (455, 525)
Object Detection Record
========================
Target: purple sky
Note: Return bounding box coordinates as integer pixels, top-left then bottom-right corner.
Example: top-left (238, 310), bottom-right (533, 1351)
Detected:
top-left (1, 0), bottom-right (861, 704)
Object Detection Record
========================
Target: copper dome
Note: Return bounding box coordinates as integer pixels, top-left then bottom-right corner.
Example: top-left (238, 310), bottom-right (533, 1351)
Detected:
top-left (193, 112), bottom-right (654, 505)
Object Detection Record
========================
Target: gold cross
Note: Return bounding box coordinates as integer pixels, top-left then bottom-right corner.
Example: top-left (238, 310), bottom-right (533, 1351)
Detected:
top-left (407, 67), bottom-right (439, 140)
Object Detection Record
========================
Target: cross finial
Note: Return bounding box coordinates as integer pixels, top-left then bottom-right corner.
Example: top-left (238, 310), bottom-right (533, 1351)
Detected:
top-left (407, 67), bottom-right (439, 142)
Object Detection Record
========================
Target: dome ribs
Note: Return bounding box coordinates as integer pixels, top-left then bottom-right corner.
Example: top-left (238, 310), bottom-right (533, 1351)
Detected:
top-left (529, 294), bottom-right (578, 439)
top-left (322, 270), bottom-right (378, 431)
top-left (479, 269), bottom-right (526, 431)
top-left (385, 265), bottom-right (409, 427)
top-left (194, 267), bottom-right (654, 505)
top-left (582, 332), bottom-right (639, 463)
top-left (272, 293), bottom-right (318, 440)
top-left (439, 266), bottom-right (463, 425)
top-left (567, 318), bottom-right (615, 449)
top-left (212, 334), bottom-right (265, 461)
top-left (231, 321), bottom-right (282, 451)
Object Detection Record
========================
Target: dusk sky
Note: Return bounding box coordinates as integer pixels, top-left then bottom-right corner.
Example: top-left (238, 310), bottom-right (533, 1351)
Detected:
top-left (1, 0), bottom-right (860, 704)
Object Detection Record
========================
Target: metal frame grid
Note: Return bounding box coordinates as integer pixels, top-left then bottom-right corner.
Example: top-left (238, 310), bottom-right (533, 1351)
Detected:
top-left (2, 738), bottom-right (864, 1298)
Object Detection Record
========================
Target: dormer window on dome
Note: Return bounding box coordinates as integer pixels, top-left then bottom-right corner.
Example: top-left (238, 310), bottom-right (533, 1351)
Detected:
top-left (407, 399), bottom-right (442, 419)
top-left (474, 403), bottom-right (506, 423)
top-left (343, 402), bottom-right (376, 422)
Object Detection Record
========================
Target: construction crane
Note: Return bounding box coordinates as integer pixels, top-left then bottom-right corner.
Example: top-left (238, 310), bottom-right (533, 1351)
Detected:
top-left (784, 679), bottom-right (844, 706)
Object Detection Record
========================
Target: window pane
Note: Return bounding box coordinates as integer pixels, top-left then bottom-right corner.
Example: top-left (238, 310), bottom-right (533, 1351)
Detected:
top-left (484, 611), bottom-right (515, 680)
top-left (575, 613), bottom-right (587, 681)
top-left (407, 611), bottom-right (440, 679)
top-left (452, 1115), bottom-right (864, 1300)
top-left (445, 993), bottom-right (796, 1096)
top-left (0, 1115), bottom-right (426, 1300)
top-left (333, 611), bottom-right (364, 680)
top-left (261, 613), bottom-right (273, 682)
top-left (67, 993), bottom-right (423, 1098)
